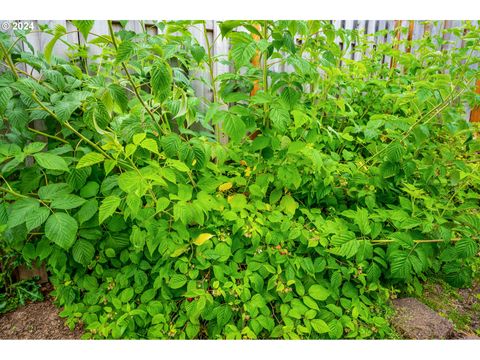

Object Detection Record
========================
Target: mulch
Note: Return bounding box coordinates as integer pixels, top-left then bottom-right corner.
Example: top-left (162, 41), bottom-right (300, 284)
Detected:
top-left (0, 284), bottom-right (83, 340)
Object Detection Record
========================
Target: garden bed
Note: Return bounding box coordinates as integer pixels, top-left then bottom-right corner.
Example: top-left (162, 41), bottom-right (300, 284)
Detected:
top-left (0, 299), bottom-right (83, 339)
top-left (1, 19), bottom-right (479, 339)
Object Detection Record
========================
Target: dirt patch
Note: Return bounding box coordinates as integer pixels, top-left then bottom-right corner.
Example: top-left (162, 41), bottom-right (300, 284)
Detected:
top-left (0, 298), bottom-right (83, 340)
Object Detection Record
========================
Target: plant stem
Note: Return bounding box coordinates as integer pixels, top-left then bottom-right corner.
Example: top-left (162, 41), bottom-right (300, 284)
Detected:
top-left (0, 186), bottom-right (28, 199)
top-left (0, 182), bottom-right (52, 211)
top-left (371, 238), bottom-right (466, 244)
top-left (202, 22), bottom-right (221, 143)
top-left (27, 127), bottom-right (69, 144)
top-left (30, 92), bottom-right (110, 160)
top-left (107, 20), bottom-right (169, 136)
top-left (365, 83), bottom-right (471, 166)
top-left (262, 20), bottom-right (270, 129)
top-left (0, 41), bottom-right (19, 79)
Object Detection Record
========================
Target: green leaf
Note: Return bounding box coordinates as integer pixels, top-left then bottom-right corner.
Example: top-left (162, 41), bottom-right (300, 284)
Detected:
top-left (76, 199), bottom-right (98, 224)
top-left (6, 108), bottom-right (29, 129)
top-left (23, 142), bottom-right (46, 155)
top-left (130, 225), bottom-right (146, 251)
top-left (80, 181), bottom-right (100, 198)
top-left (72, 239), bottom-right (94, 266)
top-left (223, 113), bottom-right (246, 143)
top-left (456, 238), bottom-right (478, 258)
top-left (173, 201), bottom-right (190, 225)
top-left (71, 20), bottom-right (94, 40)
top-left (270, 106), bottom-right (290, 132)
top-left (126, 193), bottom-right (141, 217)
top-left (54, 98), bottom-right (81, 121)
top-left (385, 141), bottom-right (404, 162)
top-left (167, 159), bottom-right (190, 173)
top-left (311, 319), bottom-right (330, 334)
top-left (291, 109), bottom-right (309, 129)
top-left (303, 296), bottom-right (319, 310)
top-left (45, 213), bottom-right (78, 250)
top-left (191, 44), bottom-right (206, 63)
top-left (44, 24), bottom-right (67, 63)
top-left (36, 238), bottom-right (52, 260)
top-left (107, 83), bottom-right (128, 113)
top-left (140, 138), bottom-right (159, 154)
top-left (280, 195), bottom-right (298, 216)
top-left (230, 33), bottom-right (256, 67)
top-left (104, 160), bottom-right (116, 175)
top-left (67, 168), bottom-right (90, 190)
top-left (192, 144), bottom-right (207, 169)
top-left (216, 305), bottom-right (233, 327)
top-left (7, 198), bottom-right (39, 228)
top-left (170, 245), bottom-right (189, 258)
top-left (354, 208), bottom-right (371, 235)
top-left (186, 322), bottom-right (200, 339)
top-left (337, 239), bottom-right (360, 259)
top-left (390, 251), bottom-right (411, 279)
top-left (0, 87), bottom-right (13, 114)
top-left (308, 284), bottom-right (330, 301)
top-left (459, 214), bottom-right (480, 231)
top-left (99, 195), bottom-right (121, 224)
top-left (38, 183), bottom-right (72, 200)
top-left (168, 274), bottom-right (187, 289)
top-left (22, 243), bottom-right (36, 260)
top-left (77, 152), bottom-right (105, 169)
top-left (51, 194), bottom-right (86, 210)
top-left (25, 207), bottom-right (50, 232)
top-left (133, 133), bottom-right (146, 145)
top-left (118, 171), bottom-right (146, 195)
top-left (84, 98), bottom-right (110, 129)
top-left (367, 263), bottom-right (382, 282)
top-left (328, 319), bottom-right (343, 339)
top-left (229, 194), bottom-right (246, 211)
top-left (115, 40), bottom-right (134, 64)
top-left (34, 152), bottom-right (69, 172)
top-left (140, 289), bottom-right (157, 304)
top-left (156, 197), bottom-right (170, 212)
top-left (120, 288), bottom-right (134, 303)
top-left (151, 60), bottom-right (172, 102)
top-left (161, 134), bottom-right (181, 158)
top-left (219, 20), bottom-right (242, 37)
top-left (0, 203), bottom-right (7, 225)
top-left (105, 248), bottom-right (116, 258)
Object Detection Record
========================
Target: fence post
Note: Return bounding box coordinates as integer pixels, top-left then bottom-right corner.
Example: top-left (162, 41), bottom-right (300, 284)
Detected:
top-left (406, 20), bottom-right (414, 53)
top-left (250, 23), bottom-right (261, 96)
top-left (470, 79), bottom-right (480, 122)
top-left (390, 20), bottom-right (402, 69)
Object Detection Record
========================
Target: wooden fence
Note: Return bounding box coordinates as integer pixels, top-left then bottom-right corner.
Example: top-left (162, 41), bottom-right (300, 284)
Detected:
top-left (1, 20), bottom-right (479, 118)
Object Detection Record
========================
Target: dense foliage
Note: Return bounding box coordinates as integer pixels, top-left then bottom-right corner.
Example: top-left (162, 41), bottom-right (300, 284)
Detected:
top-left (0, 20), bottom-right (479, 339)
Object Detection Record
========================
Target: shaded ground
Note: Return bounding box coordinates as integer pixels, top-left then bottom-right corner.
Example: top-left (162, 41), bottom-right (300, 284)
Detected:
top-left (392, 297), bottom-right (454, 339)
top-left (420, 279), bottom-right (480, 338)
top-left (0, 284), bottom-right (83, 340)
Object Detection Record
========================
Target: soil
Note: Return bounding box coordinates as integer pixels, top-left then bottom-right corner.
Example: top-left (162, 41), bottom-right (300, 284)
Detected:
top-left (0, 284), bottom-right (83, 340)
